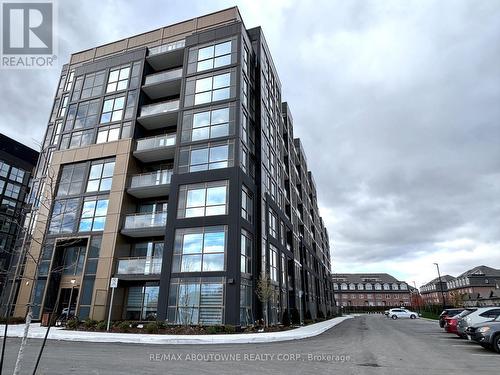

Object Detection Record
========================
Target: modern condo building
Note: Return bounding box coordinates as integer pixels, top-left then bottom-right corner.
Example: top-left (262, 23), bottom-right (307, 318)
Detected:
top-left (0, 134), bottom-right (38, 312)
top-left (12, 7), bottom-right (334, 326)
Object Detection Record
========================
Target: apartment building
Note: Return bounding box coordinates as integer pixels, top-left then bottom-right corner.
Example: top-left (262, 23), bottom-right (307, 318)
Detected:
top-left (0, 134), bottom-right (38, 311)
top-left (447, 266), bottom-right (500, 303)
top-left (331, 273), bottom-right (411, 307)
top-left (12, 7), bottom-right (334, 326)
top-left (419, 275), bottom-right (454, 305)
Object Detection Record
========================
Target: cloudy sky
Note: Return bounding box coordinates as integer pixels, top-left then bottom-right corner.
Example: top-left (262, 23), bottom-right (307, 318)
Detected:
top-left (1, 0), bottom-right (499, 287)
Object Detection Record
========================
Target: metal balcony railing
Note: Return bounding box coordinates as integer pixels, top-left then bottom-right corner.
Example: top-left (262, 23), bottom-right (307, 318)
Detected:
top-left (139, 99), bottom-right (180, 117)
top-left (144, 68), bottom-right (182, 86)
top-left (136, 134), bottom-right (176, 151)
top-left (123, 211), bottom-right (167, 230)
top-left (116, 257), bottom-right (162, 275)
top-left (130, 169), bottom-right (173, 188)
top-left (148, 40), bottom-right (185, 56)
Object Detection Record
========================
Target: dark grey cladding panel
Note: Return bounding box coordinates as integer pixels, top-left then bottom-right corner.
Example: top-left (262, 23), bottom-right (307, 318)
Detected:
top-left (185, 22), bottom-right (242, 47)
top-left (75, 47), bottom-right (147, 76)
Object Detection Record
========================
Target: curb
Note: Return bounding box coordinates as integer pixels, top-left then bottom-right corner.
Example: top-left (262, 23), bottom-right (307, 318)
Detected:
top-left (0, 316), bottom-right (353, 345)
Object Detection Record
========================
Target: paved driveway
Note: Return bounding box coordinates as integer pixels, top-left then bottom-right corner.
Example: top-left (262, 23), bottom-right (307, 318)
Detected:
top-left (1, 315), bottom-right (498, 374)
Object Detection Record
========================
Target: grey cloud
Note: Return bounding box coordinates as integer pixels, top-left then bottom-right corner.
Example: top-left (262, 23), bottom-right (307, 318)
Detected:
top-left (1, 0), bottom-right (499, 285)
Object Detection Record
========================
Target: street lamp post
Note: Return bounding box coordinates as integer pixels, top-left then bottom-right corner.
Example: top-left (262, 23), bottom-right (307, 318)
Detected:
top-left (433, 263), bottom-right (446, 311)
top-left (412, 281), bottom-right (420, 313)
top-left (68, 279), bottom-right (77, 318)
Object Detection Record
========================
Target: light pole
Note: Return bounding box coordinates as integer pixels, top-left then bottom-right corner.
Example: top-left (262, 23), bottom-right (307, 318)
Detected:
top-left (412, 281), bottom-right (420, 313)
top-left (68, 279), bottom-right (77, 318)
top-left (433, 263), bottom-right (446, 311)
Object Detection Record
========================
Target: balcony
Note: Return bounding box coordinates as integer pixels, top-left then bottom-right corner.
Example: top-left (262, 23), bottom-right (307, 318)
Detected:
top-left (127, 169), bottom-right (173, 199)
top-left (133, 134), bottom-right (176, 163)
top-left (142, 68), bottom-right (182, 100)
top-left (147, 40), bottom-right (185, 71)
top-left (137, 99), bottom-right (179, 130)
top-left (121, 211), bottom-right (167, 237)
top-left (116, 257), bottom-right (162, 279)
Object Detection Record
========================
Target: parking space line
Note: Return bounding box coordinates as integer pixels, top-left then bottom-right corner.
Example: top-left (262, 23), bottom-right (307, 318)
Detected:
top-left (470, 353), bottom-right (500, 357)
top-left (451, 344), bottom-right (475, 347)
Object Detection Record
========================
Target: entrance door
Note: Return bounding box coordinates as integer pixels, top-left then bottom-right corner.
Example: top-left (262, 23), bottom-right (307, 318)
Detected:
top-left (57, 288), bottom-right (79, 317)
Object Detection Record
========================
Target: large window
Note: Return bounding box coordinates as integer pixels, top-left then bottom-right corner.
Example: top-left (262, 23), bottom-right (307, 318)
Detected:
top-left (172, 226), bottom-right (226, 273)
top-left (177, 181), bottom-right (228, 218)
top-left (9, 167), bottom-right (24, 183)
top-left (100, 96), bottom-right (125, 123)
top-left (178, 141), bottom-right (233, 173)
top-left (241, 229), bottom-right (252, 275)
top-left (62, 246), bottom-right (86, 275)
top-left (86, 160), bottom-right (115, 192)
top-left (0, 198), bottom-right (17, 215)
top-left (79, 198), bottom-right (109, 232)
top-left (106, 65), bottom-right (131, 93)
top-left (196, 41), bottom-right (232, 72)
top-left (269, 244), bottom-right (278, 282)
top-left (132, 241), bottom-right (164, 258)
top-left (4, 183), bottom-right (20, 199)
top-left (68, 129), bottom-right (94, 149)
top-left (182, 107), bottom-right (230, 142)
top-left (168, 278), bottom-right (224, 325)
top-left (73, 99), bottom-right (100, 129)
top-left (125, 284), bottom-right (159, 320)
top-left (0, 161), bottom-right (9, 177)
top-left (268, 208), bottom-right (278, 238)
top-left (240, 279), bottom-right (253, 327)
top-left (49, 198), bottom-right (79, 234)
top-left (81, 70), bottom-right (106, 99)
top-left (194, 73), bottom-right (231, 105)
top-left (241, 185), bottom-right (252, 223)
top-left (57, 163), bottom-right (86, 196)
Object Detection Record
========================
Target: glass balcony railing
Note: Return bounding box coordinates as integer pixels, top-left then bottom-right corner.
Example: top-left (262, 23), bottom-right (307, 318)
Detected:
top-left (117, 257), bottom-right (162, 275)
top-left (136, 134), bottom-right (176, 151)
top-left (123, 211), bottom-right (167, 230)
top-left (148, 40), bottom-right (185, 56)
top-left (140, 99), bottom-right (180, 117)
top-left (144, 68), bottom-right (182, 86)
top-left (130, 169), bottom-right (173, 188)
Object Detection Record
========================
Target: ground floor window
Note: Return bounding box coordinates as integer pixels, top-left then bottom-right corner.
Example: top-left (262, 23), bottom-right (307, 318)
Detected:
top-left (167, 277), bottom-right (224, 325)
top-left (240, 279), bottom-right (253, 326)
top-left (125, 284), bottom-right (159, 320)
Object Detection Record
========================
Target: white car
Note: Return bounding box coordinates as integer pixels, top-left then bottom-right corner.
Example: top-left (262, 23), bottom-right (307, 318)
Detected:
top-left (387, 308), bottom-right (419, 319)
top-left (458, 307), bottom-right (500, 337)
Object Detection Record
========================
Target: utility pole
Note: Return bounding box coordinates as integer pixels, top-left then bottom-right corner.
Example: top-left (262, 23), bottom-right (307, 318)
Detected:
top-left (433, 263), bottom-right (446, 311)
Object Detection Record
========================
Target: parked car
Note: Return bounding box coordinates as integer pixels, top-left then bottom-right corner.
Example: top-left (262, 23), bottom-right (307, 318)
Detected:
top-left (456, 307), bottom-right (500, 338)
top-left (444, 309), bottom-right (476, 334)
top-left (467, 316), bottom-right (500, 352)
top-left (387, 308), bottom-right (419, 319)
top-left (439, 308), bottom-right (466, 328)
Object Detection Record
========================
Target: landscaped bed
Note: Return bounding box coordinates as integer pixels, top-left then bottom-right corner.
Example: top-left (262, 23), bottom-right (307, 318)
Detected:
top-left (63, 314), bottom-right (340, 335)
top-left (65, 320), bottom-right (296, 335)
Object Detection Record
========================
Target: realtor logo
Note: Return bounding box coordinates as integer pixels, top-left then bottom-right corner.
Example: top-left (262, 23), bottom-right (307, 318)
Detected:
top-left (1, 1), bottom-right (57, 68)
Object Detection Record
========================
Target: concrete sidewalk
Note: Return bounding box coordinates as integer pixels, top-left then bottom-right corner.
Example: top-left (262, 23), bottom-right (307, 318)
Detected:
top-left (0, 316), bottom-right (352, 345)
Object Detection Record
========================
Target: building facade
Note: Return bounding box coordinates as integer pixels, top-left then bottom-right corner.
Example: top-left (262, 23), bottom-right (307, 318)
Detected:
top-left (12, 7), bottom-right (334, 326)
top-left (419, 275), bottom-right (454, 305)
top-left (0, 134), bottom-right (38, 309)
top-left (331, 273), bottom-right (411, 307)
top-left (446, 266), bottom-right (500, 305)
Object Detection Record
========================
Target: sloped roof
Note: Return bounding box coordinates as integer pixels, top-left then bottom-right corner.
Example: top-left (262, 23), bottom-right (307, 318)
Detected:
top-left (457, 265), bottom-right (500, 278)
top-left (421, 275), bottom-right (455, 288)
top-left (331, 273), bottom-right (406, 284)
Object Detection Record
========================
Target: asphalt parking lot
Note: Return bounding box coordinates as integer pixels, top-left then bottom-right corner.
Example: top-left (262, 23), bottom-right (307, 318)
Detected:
top-left (1, 315), bottom-right (498, 374)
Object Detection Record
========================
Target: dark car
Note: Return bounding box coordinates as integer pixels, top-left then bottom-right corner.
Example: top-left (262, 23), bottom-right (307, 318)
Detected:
top-left (439, 308), bottom-right (466, 328)
top-left (467, 315), bottom-right (500, 352)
